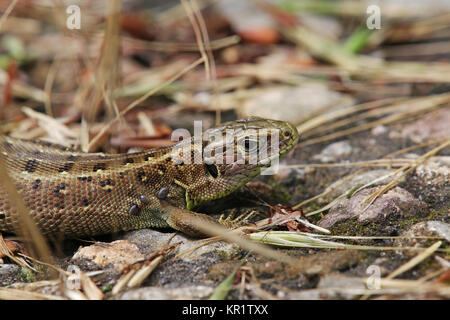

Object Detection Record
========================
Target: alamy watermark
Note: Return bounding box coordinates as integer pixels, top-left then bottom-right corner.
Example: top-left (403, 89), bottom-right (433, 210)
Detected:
top-left (170, 121), bottom-right (281, 175)
top-left (366, 4), bottom-right (381, 30)
top-left (66, 5), bottom-right (81, 30)
top-left (366, 265), bottom-right (381, 290)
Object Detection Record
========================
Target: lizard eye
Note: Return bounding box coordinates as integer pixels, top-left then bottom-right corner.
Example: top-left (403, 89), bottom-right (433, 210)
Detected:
top-left (242, 137), bottom-right (258, 153)
top-left (205, 163), bottom-right (219, 178)
top-left (283, 130), bottom-right (291, 138)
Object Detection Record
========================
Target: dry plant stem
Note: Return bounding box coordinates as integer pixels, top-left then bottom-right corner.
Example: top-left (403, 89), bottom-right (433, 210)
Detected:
top-left (297, 97), bottom-right (404, 137)
top-left (0, 153), bottom-right (54, 272)
top-left (0, 287), bottom-right (65, 300)
top-left (361, 241), bottom-right (442, 300)
top-left (181, 0), bottom-right (210, 82)
top-left (188, 214), bottom-right (298, 265)
top-left (361, 139), bottom-right (450, 209)
top-left (0, 234), bottom-right (31, 269)
top-left (181, 0), bottom-right (221, 124)
top-left (298, 94), bottom-right (450, 147)
top-left (293, 138), bottom-right (446, 212)
top-left (87, 57), bottom-right (205, 151)
top-left (0, 0), bottom-right (19, 31)
top-left (43, 53), bottom-right (62, 117)
top-left (285, 159), bottom-right (414, 169)
top-left (122, 35), bottom-right (240, 52)
top-left (85, 0), bottom-right (122, 123)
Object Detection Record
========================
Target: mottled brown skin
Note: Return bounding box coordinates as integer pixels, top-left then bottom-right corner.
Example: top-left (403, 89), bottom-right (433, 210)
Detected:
top-left (0, 118), bottom-right (298, 237)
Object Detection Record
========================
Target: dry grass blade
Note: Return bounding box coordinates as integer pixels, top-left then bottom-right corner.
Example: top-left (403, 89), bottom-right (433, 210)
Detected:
top-left (122, 35), bottom-right (240, 52)
top-left (387, 241), bottom-right (443, 279)
top-left (79, 271), bottom-right (104, 300)
top-left (361, 139), bottom-right (450, 210)
top-left (285, 158), bottom-right (413, 169)
top-left (296, 97), bottom-right (403, 137)
top-left (0, 234), bottom-right (32, 270)
top-left (0, 153), bottom-right (54, 274)
top-left (293, 138), bottom-right (447, 212)
top-left (0, 0), bottom-right (19, 31)
top-left (84, 0), bottom-right (122, 124)
top-left (127, 255), bottom-right (163, 288)
top-left (247, 231), bottom-right (448, 253)
top-left (21, 106), bottom-right (77, 143)
top-left (181, 0), bottom-right (221, 124)
top-left (283, 23), bottom-right (450, 82)
top-left (87, 56), bottom-right (204, 152)
top-left (361, 241), bottom-right (443, 299)
top-left (298, 93), bottom-right (450, 147)
top-left (0, 287), bottom-right (65, 300)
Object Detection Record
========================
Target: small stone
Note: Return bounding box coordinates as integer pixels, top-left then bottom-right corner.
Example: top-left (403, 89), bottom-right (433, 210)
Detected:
top-left (118, 285), bottom-right (214, 300)
top-left (0, 264), bottom-right (20, 277)
top-left (371, 125), bottom-right (389, 136)
top-left (399, 108), bottom-right (450, 143)
top-left (240, 84), bottom-right (355, 124)
top-left (123, 229), bottom-right (237, 262)
top-left (71, 240), bottom-right (144, 272)
top-left (396, 221), bottom-right (450, 248)
top-left (319, 169), bottom-right (398, 202)
top-left (318, 186), bottom-right (428, 229)
top-left (313, 140), bottom-right (353, 163)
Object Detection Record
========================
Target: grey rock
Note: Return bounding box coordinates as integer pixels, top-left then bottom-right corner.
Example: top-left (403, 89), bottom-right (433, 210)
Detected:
top-left (319, 169), bottom-right (398, 202)
top-left (318, 186), bottom-right (428, 229)
top-left (123, 229), bottom-right (238, 261)
top-left (0, 264), bottom-right (20, 277)
top-left (240, 84), bottom-right (355, 124)
top-left (397, 221), bottom-right (450, 248)
top-left (118, 285), bottom-right (214, 300)
top-left (313, 140), bottom-right (354, 163)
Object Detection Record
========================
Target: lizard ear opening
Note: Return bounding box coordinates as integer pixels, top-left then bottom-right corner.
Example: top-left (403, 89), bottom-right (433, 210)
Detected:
top-left (204, 163), bottom-right (219, 179)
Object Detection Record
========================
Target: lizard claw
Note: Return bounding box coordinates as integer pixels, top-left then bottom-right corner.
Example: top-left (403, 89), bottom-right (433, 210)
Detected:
top-left (218, 209), bottom-right (257, 228)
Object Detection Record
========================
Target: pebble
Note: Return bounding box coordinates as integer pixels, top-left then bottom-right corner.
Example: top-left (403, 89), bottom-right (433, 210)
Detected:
top-left (118, 285), bottom-right (214, 300)
top-left (122, 229), bottom-right (238, 261)
top-left (313, 140), bottom-right (354, 163)
top-left (240, 84), bottom-right (355, 124)
top-left (318, 186), bottom-right (428, 229)
top-left (396, 221), bottom-right (450, 248)
top-left (319, 169), bottom-right (398, 202)
top-left (71, 240), bottom-right (144, 272)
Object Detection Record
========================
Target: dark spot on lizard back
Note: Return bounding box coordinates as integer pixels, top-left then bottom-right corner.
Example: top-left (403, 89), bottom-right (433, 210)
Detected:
top-left (145, 153), bottom-right (155, 161)
top-left (32, 179), bottom-right (41, 190)
top-left (157, 187), bottom-right (169, 200)
top-left (54, 183), bottom-right (66, 196)
top-left (67, 154), bottom-right (77, 161)
top-left (139, 194), bottom-right (150, 204)
top-left (93, 163), bottom-right (107, 172)
top-left (99, 179), bottom-right (115, 187)
top-left (129, 204), bottom-right (140, 216)
top-left (123, 158), bottom-right (134, 165)
top-left (24, 159), bottom-right (38, 173)
top-left (82, 198), bottom-right (89, 206)
top-left (77, 176), bottom-right (93, 182)
top-left (58, 162), bottom-right (74, 173)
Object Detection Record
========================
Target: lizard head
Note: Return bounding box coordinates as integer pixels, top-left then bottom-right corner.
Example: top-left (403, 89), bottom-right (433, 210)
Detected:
top-left (177, 117), bottom-right (299, 209)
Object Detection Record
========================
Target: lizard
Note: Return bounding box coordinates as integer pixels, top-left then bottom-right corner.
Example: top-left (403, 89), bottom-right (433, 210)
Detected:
top-left (0, 118), bottom-right (298, 237)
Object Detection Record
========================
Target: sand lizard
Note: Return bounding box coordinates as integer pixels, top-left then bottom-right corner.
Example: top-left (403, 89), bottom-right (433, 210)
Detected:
top-left (0, 118), bottom-right (298, 237)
